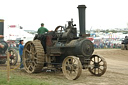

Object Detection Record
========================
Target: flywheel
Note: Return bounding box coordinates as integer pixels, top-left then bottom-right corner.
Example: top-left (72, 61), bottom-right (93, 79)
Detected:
top-left (23, 40), bottom-right (45, 73)
top-left (62, 56), bottom-right (82, 80)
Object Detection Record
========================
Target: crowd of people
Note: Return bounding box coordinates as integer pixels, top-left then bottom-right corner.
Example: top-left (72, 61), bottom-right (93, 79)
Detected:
top-left (94, 43), bottom-right (121, 49)
top-left (93, 39), bottom-right (122, 49)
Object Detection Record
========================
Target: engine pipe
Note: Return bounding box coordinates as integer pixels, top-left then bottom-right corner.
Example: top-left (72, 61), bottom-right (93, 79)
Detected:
top-left (77, 5), bottom-right (87, 36)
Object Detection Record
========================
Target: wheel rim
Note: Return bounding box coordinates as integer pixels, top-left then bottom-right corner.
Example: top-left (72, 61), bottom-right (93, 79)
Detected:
top-left (9, 49), bottom-right (18, 65)
top-left (62, 56), bottom-right (82, 80)
top-left (88, 55), bottom-right (107, 76)
top-left (23, 40), bottom-right (44, 73)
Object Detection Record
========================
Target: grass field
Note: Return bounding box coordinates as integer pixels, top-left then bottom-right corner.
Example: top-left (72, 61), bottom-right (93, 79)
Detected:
top-left (0, 71), bottom-right (59, 85)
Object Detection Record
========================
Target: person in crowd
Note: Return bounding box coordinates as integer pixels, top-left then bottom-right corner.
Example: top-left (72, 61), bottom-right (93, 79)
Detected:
top-left (19, 40), bottom-right (24, 69)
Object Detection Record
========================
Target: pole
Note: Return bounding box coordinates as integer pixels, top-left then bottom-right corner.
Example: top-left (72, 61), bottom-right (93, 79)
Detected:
top-left (7, 50), bottom-right (10, 82)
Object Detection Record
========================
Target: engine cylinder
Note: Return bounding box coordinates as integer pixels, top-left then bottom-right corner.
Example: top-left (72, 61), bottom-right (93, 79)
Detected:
top-left (75, 39), bottom-right (94, 57)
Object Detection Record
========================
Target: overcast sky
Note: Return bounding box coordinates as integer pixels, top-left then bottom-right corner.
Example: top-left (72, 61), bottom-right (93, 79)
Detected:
top-left (0, 0), bottom-right (128, 31)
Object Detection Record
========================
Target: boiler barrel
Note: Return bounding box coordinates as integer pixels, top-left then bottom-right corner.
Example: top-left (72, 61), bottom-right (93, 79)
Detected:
top-left (65, 39), bottom-right (94, 57)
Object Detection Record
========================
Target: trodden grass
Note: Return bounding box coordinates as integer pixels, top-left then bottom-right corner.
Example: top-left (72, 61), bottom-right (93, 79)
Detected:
top-left (0, 71), bottom-right (57, 85)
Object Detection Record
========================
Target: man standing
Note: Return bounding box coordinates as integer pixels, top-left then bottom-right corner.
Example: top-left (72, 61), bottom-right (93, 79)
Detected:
top-left (37, 23), bottom-right (49, 35)
top-left (19, 40), bottom-right (24, 69)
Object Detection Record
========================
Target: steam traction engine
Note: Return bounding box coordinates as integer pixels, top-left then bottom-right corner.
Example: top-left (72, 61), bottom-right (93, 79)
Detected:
top-left (0, 19), bottom-right (18, 65)
top-left (23, 5), bottom-right (107, 80)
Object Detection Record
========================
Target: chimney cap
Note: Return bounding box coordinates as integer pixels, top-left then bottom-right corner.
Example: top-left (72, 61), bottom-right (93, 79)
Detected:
top-left (77, 5), bottom-right (87, 8)
top-left (0, 19), bottom-right (4, 22)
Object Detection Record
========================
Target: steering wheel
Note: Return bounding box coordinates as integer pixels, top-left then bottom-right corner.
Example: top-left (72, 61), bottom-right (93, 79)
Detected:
top-left (54, 26), bottom-right (65, 33)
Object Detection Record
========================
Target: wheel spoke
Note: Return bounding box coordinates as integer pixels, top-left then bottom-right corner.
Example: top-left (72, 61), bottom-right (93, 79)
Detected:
top-left (91, 67), bottom-right (94, 70)
top-left (30, 62), bottom-right (34, 68)
top-left (97, 57), bottom-right (99, 62)
top-left (94, 57), bottom-right (95, 62)
top-left (91, 60), bottom-right (94, 62)
top-left (73, 59), bottom-right (76, 64)
top-left (98, 68), bottom-right (99, 74)
top-left (25, 49), bottom-right (30, 53)
top-left (71, 58), bottom-right (73, 64)
top-left (99, 68), bottom-right (103, 71)
top-left (66, 61), bottom-right (70, 65)
top-left (32, 52), bottom-right (37, 59)
top-left (28, 65), bottom-right (32, 71)
top-left (94, 68), bottom-right (96, 74)
top-left (100, 64), bottom-right (104, 66)
top-left (98, 59), bottom-right (102, 64)
top-left (74, 69), bottom-right (77, 74)
top-left (69, 71), bottom-right (72, 75)
top-left (34, 57), bottom-right (38, 60)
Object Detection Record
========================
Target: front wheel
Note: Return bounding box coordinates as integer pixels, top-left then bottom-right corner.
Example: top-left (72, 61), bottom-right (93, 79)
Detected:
top-left (62, 56), bottom-right (82, 80)
top-left (88, 55), bottom-right (107, 76)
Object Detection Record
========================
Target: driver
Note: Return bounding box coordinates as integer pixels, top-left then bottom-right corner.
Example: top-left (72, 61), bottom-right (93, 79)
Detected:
top-left (37, 23), bottom-right (49, 35)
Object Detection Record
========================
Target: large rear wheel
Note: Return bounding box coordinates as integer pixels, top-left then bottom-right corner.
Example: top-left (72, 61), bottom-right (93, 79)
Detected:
top-left (23, 40), bottom-right (45, 73)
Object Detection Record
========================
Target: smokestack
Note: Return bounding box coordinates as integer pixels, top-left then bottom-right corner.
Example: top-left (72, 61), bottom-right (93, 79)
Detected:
top-left (0, 19), bottom-right (4, 36)
top-left (77, 5), bottom-right (87, 36)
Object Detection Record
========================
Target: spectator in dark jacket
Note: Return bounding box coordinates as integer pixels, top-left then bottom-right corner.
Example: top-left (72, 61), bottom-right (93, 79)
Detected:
top-left (19, 40), bottom-right (24, 69)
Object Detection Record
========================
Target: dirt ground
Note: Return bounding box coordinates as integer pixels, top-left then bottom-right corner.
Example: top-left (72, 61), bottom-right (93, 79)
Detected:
top-left (0, 49), bottom-right (128, 85)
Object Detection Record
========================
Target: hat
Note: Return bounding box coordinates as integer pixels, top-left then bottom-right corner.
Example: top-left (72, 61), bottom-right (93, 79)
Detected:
top-left (41, 23), bottom-right (44, 25)
top-left (19, 40), bottom-right (24, 44)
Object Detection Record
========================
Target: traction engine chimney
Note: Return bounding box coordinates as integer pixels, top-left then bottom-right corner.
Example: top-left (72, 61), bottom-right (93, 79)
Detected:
top-left (77, 5), bottom-right (87, 36)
